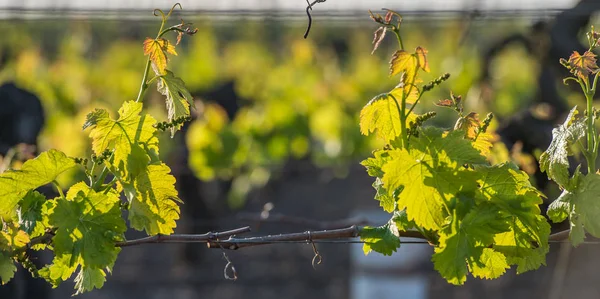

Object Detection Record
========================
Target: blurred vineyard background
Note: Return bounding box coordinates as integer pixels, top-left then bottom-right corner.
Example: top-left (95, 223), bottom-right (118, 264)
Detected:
top-left (0, 15), bottom-right (553, 204)
top-left (1, 1), bottom-right (598, 298)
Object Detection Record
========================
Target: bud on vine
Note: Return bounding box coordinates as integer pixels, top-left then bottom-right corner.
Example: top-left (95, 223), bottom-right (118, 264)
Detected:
top-left (479, 112), bottom-right (494, 134)
top-left (422, 73), bottom-right (450, 92)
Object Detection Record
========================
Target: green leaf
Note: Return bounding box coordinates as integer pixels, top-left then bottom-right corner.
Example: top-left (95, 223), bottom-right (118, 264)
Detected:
top-left (157, 70), bottom-right (194, 136)
top-left (547, 191), bottom-right (571, 223)
top-left (382, 128), bottom-right (485, 230)
top-left (43, 185), bottom-right (125, 293)
top-left (391, 209), bottom-right (416, 232)
top-left (74, 267), bottom-right (106, 295)
top-left (476, 162), bottom-right (542, 201)
top-left (554, 174), bottom-right (600, 246)
top-left (0, 149), bottom-right (77, 218)
top-left (539, 106), bottom-right (585, 188)
top-left (127, 164), bottom-right (181, 235)
top-left (84, 101), bottom-right (158, 178)
top-left (475, 163), bottom-right (550, 273)
top-left (360, 225), bottom-right (400, 256)
top-left (39, 254), bottom-right (76, 287)
top-left (359, 93), bottom-right (417, 142)
top-left (432, 204), bottom-right (508, 285)
top-left (17, 191), bottom-right (46, 237)
top-left (373, 177), bottom-right (396, 213)
top-left (0, 252), bottom-right (16, 285)
top-left (469, 248), bottom-right (510, 280)
top-left (361, 150), bottom-right (390, 178)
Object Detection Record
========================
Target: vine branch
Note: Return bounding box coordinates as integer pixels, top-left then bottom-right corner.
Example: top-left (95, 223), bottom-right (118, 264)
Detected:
top-left (22, 226), bottom-right (574, 254)
top-left (115, 226), bottom-right (252, 247)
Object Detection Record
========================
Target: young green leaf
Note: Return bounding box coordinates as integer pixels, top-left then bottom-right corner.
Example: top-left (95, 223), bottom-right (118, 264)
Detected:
top-left (127, 164), bottom-right (181, 235)
top-left (389, 47), bottom-right (429, 82)
top-left (84, 101), bottom-right (158, 178)
top-left (551, 174), bottom-right (600, 246)
top-left (0, 149), bottom-right (76, 218)
top-left (74, 267), bottom-right (106, 295)
top-left (382, 128), bottom-right (486, 230)
top-left (359, 93), bottom-right (417, 142)
top-left (361, 150), bottom-right (391, 178)
top-left (433, 204), bottom-right (509, 285)
top-left (17, 191), bottom-right (47, 237)
top-left (539, 106), bottom-right (586, 188)
top-left (157, 70), bottom-right (194, 136)
top-left (360, 224), bottom-right (400, 256)
top-left (43, 184), bottom-right (126, 293)
top-left (475, 163), bottom-right (550, 273)
top-left (372, 177), bottom-right (396, 213)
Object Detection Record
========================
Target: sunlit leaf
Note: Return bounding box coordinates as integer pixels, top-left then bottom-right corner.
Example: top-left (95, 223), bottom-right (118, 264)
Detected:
top-left (360, 225), bottom-right (400, 256)
top-left (157, 70), bottom-right (194, 136)
top-left (539, 106), bottom-right (586, 189)
top-left (382, 128), bottom-right (485, 230)
top-left (84, 101), bottom-right (158, 179)
top-left (567, 50), bottom-right (599, 79)
top-left (143, 38), bottom-right (177, 75)
top-left (359, 93), bottom-right (417, 142)
top-left (127, 164), bottom-right (181, 235)
top-left (0, 150), bottom-right (76, 218)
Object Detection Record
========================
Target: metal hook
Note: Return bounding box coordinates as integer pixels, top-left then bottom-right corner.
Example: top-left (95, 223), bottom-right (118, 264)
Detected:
top-left (306, 231), bottom-right (322, 269)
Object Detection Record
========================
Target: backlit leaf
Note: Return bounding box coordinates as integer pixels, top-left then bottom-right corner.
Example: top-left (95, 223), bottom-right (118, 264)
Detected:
top-left (390, 50), bottom-right (418, 81)
top-left (42, 185), bottom-right (125, 293)
top-left (382, 128), bottom-right (485, 230)
top-left (127, 164), bottom-right (181, 235)
top-left (567, 50), bottom-right (599, 79)
top-left (84, 101), bottom-right (158, 179)
top-left (539, 106), bottom-right (585, 189)
top-left (0, 149), bottom-right (76, 218)
top-left (157, 70), bottom-right (194, 136)
top-left (433, 204), bottom-right (509, 285)
top-left (360, 224), bottom-right (400, 256)
top-left (359, 93), bottom-right (417, 142)
top-left (143, 38), bottom-right (177, 75)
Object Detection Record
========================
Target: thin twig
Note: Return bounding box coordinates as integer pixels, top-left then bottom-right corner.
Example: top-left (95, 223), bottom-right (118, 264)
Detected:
top-left (303, 0), bottom-right (326, 39)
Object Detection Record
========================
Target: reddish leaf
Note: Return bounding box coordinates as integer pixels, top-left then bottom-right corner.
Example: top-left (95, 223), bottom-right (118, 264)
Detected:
top-left (567, 50), bottom-right (599, 79)
top-left (372, 27), bottom-right (387, 54)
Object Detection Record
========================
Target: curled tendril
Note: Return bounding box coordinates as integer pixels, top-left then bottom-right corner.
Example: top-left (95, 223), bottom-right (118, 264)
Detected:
top-left (167, 3), bottom-right (183, 19)
top-left (153, 9), bottom-right (165, 19)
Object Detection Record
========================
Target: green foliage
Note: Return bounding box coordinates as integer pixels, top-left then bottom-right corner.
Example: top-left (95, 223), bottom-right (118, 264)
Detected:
top-left (360, 225), bottom-right (400, 256)
top-left (542, 27), bottom-right (600, 246)
top-left (0, 4), bottom-right (193, 294)
top-left (358, 10), bottom-right (549, 285)
top-left (539, 107), bottom-right (586, 189)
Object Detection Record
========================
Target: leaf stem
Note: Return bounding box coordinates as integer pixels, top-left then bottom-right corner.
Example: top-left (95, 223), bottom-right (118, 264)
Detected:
top-left (52, 181), bottom-right (65, 199)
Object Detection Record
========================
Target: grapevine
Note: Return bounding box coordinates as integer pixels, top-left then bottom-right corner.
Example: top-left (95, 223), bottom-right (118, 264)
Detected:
top-left (358, 9), bottom-right (550, 284)
top-left (541, 26), bottom-right (600, 246)
top-left (0, 4), bottom-right (197, 294)
top-left (0, 3), bottom-right (593, 294)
